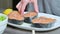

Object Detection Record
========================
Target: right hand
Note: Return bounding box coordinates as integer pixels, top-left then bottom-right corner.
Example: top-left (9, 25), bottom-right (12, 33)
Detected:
top-left (16, 0), bottom-right (30, 15)
top-left (16, 0), bottom-right (39, 15)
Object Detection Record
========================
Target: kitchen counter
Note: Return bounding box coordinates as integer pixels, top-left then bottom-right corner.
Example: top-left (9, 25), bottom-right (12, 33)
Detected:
top-left (3, 25), bottom-right (60, 34)
top-left (0, 9), bottom-right (60, 34)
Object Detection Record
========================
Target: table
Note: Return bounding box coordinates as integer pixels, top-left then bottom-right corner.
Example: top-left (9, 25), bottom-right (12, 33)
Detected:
top-left (3, 25), bottom-right (60, 34)
top-left (0, 9), bottom-right (60, 34)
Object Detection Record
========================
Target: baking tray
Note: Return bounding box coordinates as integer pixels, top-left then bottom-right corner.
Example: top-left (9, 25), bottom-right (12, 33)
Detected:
top-left (8, 12), bottom-right (60, 31)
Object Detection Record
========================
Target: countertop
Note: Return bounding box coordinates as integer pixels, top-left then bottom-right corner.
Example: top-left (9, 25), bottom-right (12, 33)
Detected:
top-left (0, 9), bottom-right (60, 34)
top-left (3, 25), bottom-right (60, 34)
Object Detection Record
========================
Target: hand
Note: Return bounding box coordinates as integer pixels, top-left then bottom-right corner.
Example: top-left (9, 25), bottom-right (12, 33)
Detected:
top-left (16, 0), bottom-right (39, 15)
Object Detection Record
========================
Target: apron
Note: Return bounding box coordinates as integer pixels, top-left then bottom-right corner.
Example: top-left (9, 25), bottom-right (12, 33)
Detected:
top-left (27, 0), bottom-right (60, 16)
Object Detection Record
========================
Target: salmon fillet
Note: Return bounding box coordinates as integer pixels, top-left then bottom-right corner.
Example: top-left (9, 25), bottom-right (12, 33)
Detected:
top-left (24, 12), bottom-right (37, 17)
top-left (8, 11), bottom-right (24, 20)
top-left (32, 16), bottom-right (56, 24)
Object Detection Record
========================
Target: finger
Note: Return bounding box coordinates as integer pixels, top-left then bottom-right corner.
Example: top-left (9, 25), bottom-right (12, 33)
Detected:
top-left (20, 2), bottom-right (28, 15)
top-left (16, 1), bottom-right (22, 12)
top-left (16, 1), bottom-right (21, 9)
top-left (33, 0), bottom-right (39, 13)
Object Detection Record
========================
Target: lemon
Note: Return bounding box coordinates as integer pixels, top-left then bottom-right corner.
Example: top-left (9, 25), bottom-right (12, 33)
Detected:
top-left (3, 9), bottom-right (13, 15)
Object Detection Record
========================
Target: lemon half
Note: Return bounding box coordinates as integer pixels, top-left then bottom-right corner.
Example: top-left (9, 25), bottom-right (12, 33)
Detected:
top-left (3, 9), bottom-right (13, 15)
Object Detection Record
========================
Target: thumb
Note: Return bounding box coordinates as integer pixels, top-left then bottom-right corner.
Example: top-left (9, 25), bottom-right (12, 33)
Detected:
top-left (33, 0), bottom-right (39, 13)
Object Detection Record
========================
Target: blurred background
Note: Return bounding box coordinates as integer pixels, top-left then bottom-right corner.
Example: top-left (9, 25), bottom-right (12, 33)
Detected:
top-left (0, 0), bottom-right (29, 11)
top-left (0, 0), bottom-right (12, 9)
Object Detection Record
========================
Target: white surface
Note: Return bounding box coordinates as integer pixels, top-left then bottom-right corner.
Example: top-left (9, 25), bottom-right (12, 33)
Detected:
top-left (32, 30), bottom-right (35, 34)
top-left (8, 13), bottom-right (60, 31)
top-left (0, 13), bottom-right (8, 34)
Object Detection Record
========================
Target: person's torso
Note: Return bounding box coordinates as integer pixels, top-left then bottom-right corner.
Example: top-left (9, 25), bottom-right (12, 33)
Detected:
top-left (43, 0), bottom-right (60, 16)
top-left (27, 0), bottom-right (60, 16)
